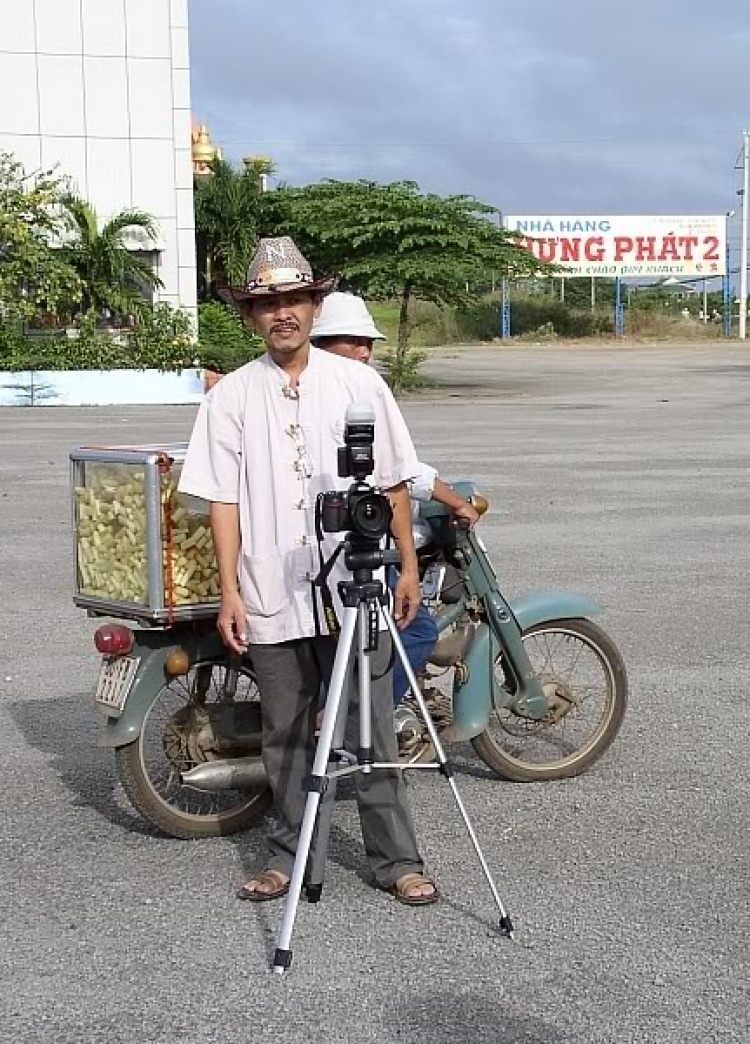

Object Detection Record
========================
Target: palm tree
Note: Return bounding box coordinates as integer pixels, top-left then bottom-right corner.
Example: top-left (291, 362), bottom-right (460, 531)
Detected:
top-left (194, 157), bottom-right (265, 296)
top-left (60, 196), bottom-right (163, 318)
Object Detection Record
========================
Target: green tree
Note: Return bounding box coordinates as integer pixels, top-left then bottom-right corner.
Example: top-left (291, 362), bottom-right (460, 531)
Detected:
top-left (60, 196), bottom-right (162, 317)
top-left (0, 152), bottom-right (80, 320)
top-left (242, 154), bottom-right (277, 190)
top-left (194, 157), bottom-right (264, 296)
top-left (262, 179), bottom-right (552, 391)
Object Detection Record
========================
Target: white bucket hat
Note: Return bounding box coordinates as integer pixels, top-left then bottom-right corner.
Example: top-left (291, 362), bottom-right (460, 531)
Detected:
top-left (311, 292), bottom-right (386, 341)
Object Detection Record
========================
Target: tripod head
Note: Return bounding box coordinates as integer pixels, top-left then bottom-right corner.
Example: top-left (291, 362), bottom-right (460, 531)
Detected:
top-left (342, 533), bottom-right (400, 592)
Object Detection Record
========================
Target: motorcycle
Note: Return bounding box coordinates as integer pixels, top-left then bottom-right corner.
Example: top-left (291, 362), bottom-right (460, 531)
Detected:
top-left (87, 484), bottom-right (627, 839)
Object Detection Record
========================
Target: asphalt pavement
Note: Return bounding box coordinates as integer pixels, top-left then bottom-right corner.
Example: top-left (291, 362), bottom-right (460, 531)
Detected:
top-left (1, 343), bottom-right (748, 1043)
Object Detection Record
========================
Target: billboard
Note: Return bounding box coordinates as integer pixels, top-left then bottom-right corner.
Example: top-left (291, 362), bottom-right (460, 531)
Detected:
top-left (504, 215), bottom-right (727, 278)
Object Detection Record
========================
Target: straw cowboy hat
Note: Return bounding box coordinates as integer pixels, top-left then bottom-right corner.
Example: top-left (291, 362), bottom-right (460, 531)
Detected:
top-left (218, 236), bottom-right (336, 304)
top-left (311, 292), bottom-right (386, 341)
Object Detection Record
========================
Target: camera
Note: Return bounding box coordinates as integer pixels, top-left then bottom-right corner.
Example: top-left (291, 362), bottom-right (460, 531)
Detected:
top-left (320, 404), bottom-right (392, 542)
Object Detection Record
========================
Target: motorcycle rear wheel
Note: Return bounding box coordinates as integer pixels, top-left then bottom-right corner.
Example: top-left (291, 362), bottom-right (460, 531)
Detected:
top-left (471, 618), bottom-right (627, 782)
top-left (115, 658), bottom-right (272, 839)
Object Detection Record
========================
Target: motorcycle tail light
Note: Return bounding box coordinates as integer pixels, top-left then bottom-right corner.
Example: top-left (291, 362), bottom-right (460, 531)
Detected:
top-left (94, 623), bottom-right (135, 656)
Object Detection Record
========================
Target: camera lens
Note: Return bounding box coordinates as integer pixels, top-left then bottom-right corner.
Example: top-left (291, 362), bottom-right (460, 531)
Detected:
top-left (350, 492), bottom-right (392, 539)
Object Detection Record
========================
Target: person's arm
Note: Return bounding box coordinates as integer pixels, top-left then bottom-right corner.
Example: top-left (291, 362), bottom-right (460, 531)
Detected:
top-left (431, 477), bottom-right (480, 527)
top-left (178, 377), bottom-right (246, 652)
top-left (387, 482), bottom-right (420, 629)
top-left (210, 502), bottom-right (248, 654)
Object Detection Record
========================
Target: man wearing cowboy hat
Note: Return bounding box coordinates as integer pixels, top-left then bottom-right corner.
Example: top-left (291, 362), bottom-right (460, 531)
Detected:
top-left (179, 238), bottom-right (438, 905)
top-left (311, 292), bottom-right (479, 725)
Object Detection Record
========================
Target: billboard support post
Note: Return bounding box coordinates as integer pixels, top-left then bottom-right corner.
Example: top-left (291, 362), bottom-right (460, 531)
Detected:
top-left (501, 278), bottom-right (511, 340)
top-left (614, 278), bottom-right (625, 337)
top-left (724, 232), bottom-right (732, 337)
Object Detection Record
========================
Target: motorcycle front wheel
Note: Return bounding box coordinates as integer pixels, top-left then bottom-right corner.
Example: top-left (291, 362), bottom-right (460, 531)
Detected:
top-left (472, 618), bottom-right (627, 782)
top-left (115, 658), bottom-right (272, 839)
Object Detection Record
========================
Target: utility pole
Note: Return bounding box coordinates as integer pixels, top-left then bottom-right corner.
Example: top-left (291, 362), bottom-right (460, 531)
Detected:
top-left (739, 130), bottom-right (749, 340)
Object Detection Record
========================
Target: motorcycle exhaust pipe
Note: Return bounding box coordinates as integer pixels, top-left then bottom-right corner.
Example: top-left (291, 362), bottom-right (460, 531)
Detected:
top-left (180, 757), bottom-right (268, 792)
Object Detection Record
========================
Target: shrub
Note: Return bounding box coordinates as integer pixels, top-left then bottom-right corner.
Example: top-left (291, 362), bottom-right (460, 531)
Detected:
top-left (456, 295), bottom-right (614, 340)
top-left (0, 305), bottom-right (195, 371)
top-left (197, 302), bottom-right (264, 373)
top-left (517, 321), bottom-right (558, 343)
top-left (381, 346), bottom-right (428, 393)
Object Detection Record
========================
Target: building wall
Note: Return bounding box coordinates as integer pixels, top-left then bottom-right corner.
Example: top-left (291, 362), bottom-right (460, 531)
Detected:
top-left (0, 0), bottom-right (197, 317)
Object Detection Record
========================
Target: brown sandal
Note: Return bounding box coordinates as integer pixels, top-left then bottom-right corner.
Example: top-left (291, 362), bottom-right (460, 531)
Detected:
top-left (236, 869), bottom-right (290, 903)
top-left (388, 872), bottom-right (440, 906)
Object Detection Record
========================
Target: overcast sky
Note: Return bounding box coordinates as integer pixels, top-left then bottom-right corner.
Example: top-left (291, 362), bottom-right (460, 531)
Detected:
top-left (189, 0), bottom-right (750, 226)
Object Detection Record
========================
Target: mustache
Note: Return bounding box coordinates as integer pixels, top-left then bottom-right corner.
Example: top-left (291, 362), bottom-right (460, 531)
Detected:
top-left (271, 321), bottom-right (299, 334)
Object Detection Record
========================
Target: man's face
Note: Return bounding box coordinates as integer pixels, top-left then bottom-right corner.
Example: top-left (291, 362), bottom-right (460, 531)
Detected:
top-left (319, 336), bottom-right (374, 364)
top-left (243, 291), bottom-right (321, 355)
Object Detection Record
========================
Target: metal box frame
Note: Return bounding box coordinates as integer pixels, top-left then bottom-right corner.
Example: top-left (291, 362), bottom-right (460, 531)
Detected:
top-left (70, 444), bottom-right (220, 625)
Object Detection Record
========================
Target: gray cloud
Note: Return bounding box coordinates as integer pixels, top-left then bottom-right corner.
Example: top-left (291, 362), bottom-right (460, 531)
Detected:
top-left (189, 0), bottom-right (750, 217)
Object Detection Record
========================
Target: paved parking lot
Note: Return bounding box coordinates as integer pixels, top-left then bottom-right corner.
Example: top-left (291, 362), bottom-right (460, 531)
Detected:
top-left (1, 343), bottom-right (748, 1043)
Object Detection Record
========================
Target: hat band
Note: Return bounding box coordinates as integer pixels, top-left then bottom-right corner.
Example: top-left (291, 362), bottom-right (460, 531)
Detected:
top-left (249, 267), bottom-right (314, 290)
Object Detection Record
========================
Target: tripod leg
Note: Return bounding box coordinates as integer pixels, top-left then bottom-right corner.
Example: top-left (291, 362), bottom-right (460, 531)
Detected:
top-left (384, 609), bottom-right (516, 939)
top-left (357, 602), bottom-right (374, 772)
top-left (304, 657), bottom-right (353, 902)
top-left (272, 608), bottom-right (358, 975)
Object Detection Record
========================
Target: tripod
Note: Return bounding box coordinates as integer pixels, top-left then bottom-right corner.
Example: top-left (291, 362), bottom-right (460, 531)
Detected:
top-left (272, 543), bottom-right (515, 975)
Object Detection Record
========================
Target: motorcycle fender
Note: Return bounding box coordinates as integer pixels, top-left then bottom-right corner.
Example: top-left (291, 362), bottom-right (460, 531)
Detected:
top-left (449, 592), bottom-right (602, 742)
top-left (448, 622), bottom-right (499, 742)
top-left (509, 590), bottom-right (601, 632)
top-left (98, 630), bottom-right (227, 749)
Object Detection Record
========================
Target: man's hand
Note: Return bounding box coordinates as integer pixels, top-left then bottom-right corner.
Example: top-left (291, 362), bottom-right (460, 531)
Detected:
top-left (451, 499), bottom-right (480, 528)
top-left (217, 590), bottom-right (249, 654)
top-left (393, 569), bottom-right (420, 629)
top-left (209, 502), bottom-right (246, 653)
top-left (387, 481), bottom-right (420, 628)
top-left (432, 477), bottom-right (480, 528)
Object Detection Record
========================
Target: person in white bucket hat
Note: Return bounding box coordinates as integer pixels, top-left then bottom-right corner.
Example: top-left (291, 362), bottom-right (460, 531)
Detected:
top-left (312, 292), bottom-right (479, 748)
top-left (310, 291), bottom-right (386, 360)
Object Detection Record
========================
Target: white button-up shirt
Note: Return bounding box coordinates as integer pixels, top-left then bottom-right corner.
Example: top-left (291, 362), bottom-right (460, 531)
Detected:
top-left (178, 346), bottom-right (420, 644)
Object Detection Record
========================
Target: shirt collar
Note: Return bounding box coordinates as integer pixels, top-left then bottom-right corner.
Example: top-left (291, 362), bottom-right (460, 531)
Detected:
top-left (264, 342), bottom-right (318, 390)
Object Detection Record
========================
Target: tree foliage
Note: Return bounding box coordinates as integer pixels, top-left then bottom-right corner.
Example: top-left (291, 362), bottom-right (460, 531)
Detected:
top-left (59, 196), bottom-right (162, 317)
top-left (0, 153), bottom-right (80, 319)
top-left (194, 158), bottom-right (264, 294)
top-left (261, 179), bottom-right (553, 390)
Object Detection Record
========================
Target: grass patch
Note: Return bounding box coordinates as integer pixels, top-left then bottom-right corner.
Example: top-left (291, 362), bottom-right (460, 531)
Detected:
top-left (367, 300), bottom-right (462, 348)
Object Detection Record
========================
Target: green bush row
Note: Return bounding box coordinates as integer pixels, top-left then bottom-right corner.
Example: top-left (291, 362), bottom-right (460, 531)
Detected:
top-left (456, 296), bottom-right (614, 340)
top-left (0, 302), bottom-right (265, 373)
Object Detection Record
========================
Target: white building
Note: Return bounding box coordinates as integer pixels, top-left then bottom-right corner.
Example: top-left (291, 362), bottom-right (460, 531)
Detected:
top-left (0, 0), bottom-right (197, 318)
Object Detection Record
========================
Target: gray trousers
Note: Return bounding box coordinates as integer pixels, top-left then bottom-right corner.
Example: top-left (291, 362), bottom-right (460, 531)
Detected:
top-left (249, 632), bottom-right (424, 890)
